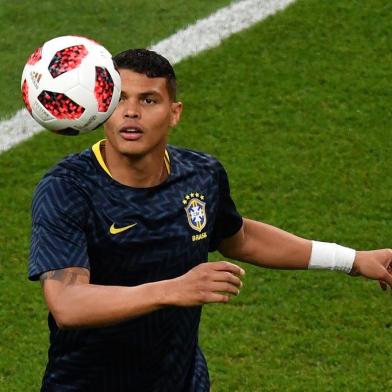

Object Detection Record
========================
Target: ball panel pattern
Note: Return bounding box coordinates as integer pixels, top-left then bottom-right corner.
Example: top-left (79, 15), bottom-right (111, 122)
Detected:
top-left (22, 80), bottom-right (32, 113)
top-left (27, 47), bottom-right (42, 65)
top-left (95, 66), bottom-right (114, 112)
top-left (38, 91), bottom-right (85, 120)
top-left (54, 128), bottom-right (80, 136)
top-left (48, 45), bottom-right (89, 78)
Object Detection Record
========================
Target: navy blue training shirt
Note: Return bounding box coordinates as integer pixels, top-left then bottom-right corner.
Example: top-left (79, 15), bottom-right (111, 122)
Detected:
top-left (29, 140), bottom-right (243, 392)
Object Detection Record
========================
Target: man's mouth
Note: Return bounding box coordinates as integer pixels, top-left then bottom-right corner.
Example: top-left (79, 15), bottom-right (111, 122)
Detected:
top-left (120, 126), bottom-right (143, 141)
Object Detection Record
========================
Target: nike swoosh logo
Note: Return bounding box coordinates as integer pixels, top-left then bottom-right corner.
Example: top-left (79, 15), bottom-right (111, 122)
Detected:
top-left (109, 223), bottom-right (137, 235)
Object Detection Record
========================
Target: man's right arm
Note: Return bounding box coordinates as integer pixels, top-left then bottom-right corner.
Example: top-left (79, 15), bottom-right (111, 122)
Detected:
top-left (40, 262), bottom-right (244, 330)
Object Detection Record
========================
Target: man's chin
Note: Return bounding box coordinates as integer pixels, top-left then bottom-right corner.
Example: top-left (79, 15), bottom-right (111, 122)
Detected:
top-left (118, 147), bottom-right (144, 158)
top-left (117, 142), bottom-right (150, 158)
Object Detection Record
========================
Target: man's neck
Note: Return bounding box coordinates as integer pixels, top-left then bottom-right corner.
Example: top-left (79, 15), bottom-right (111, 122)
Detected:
top-left (101, 141), bottom-right (168, 188)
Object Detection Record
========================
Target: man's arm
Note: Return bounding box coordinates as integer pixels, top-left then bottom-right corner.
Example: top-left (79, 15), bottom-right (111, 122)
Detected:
top-left (218, 218), bottom-right (312, 269)
top-left (40, 262), bottom-right (244, 330)
top-left (218, 218), bottom-right (392, 286)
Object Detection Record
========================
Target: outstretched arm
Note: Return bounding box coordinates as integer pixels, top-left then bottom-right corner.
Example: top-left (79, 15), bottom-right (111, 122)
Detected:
top-left (218, 218), bottom-right (312, 269)
top-left (40, 261), bottom-right (244, 330)
top-left (218, 218), bottom-right (392, 287)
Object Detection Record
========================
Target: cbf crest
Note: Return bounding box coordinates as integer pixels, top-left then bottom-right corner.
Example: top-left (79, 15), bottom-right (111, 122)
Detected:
top-left (182, 193), bottom-right (206, 232)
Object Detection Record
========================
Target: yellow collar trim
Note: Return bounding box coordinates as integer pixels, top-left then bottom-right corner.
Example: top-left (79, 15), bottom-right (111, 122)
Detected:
top-left (91, 139), bottom-right (171, 178)
top-left (164, 149), bottom-right (171, 175)
top-left (92, 139), bottom-right (112, 178)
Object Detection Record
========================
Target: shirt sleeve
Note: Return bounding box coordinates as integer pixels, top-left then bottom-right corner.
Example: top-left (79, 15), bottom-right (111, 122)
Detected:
top-left (28, 175), bottom-right (90, 281)
top-left (208, 161), bottom-right (243, 252)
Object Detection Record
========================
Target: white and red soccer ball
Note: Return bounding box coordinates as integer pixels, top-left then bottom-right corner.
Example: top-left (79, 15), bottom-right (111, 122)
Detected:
top-left (21, 35), bottom-right (121, 135)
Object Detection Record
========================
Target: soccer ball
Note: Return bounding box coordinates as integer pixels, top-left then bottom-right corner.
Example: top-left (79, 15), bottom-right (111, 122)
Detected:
top-left (21, 35), bottom-right (121, 135)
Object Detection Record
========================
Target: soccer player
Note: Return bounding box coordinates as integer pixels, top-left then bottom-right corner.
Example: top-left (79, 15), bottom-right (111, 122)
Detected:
top-left (29, 49), bottom-right (392, 392)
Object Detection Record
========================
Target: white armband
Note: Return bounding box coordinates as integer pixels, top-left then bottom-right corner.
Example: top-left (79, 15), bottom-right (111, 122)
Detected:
top-left (308, 240), bottom-right (356, 274)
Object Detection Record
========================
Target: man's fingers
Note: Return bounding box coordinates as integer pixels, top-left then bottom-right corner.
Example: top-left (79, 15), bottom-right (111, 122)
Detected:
top-left (205, 293), bottom-right (230, 304)
top-left (210, 281), bottom-right (241, 296)
top-left (211, 271), bottom-right (243, 288)
top-left (178, 262), bottom-right (245, 306)
top-left (209, 261), bottom-right (245, 276)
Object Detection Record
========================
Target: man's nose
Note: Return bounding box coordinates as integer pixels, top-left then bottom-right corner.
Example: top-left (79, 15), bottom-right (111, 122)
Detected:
top-left (124, 100), bottom-right (141, 119)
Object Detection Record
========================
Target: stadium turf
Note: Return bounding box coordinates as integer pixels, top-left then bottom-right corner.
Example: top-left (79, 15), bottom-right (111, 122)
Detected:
top-left (1, 0), bottom-right (392, 390)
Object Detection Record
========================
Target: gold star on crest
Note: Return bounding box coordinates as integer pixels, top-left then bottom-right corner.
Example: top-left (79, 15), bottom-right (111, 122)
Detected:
top-left (182, 192), bottom-right (206, 205)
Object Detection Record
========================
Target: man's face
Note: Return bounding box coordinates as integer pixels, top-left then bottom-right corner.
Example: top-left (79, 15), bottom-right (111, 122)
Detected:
top-left (104, 69), bottom-right (182, 157)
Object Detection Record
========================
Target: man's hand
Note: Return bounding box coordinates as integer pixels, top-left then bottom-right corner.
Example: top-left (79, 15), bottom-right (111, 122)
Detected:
top-left (351, 249), bottom-right (392, 290)
top-left (167, 261), bottom-right (245, 307)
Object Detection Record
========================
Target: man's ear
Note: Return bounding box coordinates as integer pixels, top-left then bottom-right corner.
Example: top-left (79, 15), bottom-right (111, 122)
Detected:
top-left (169, 102), bottom-right (183, 128)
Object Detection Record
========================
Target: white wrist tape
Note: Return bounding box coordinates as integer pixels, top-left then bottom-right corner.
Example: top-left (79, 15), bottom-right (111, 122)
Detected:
top-left (308, 241), bottom-right (356, 273)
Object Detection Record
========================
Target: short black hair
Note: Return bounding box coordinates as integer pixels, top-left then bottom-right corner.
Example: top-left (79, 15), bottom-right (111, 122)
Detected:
top-left (113, 49), bottom-right (177, 101)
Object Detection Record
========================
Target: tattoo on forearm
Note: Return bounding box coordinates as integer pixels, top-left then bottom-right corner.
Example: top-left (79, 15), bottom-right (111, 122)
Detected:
top-left (40, 268), bottom-right (89, 287)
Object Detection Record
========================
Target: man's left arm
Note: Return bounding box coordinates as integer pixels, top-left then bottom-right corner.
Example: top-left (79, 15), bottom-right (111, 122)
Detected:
top-left (218, 218), bottom-right (392, 288)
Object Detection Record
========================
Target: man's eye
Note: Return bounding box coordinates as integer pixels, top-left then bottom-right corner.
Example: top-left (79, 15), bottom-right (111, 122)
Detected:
top-left (144, 98), bottom-right (156, 104)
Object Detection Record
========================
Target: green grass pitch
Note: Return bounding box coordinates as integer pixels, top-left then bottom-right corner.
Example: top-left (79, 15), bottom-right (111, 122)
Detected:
top-left (1, 0), bottom-right (392, 390)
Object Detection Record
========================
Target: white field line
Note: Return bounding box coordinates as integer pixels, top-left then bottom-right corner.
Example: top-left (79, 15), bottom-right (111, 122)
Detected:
top-left (0, 0), bottom-right (296, 154)
top-left (150, 0), bottom-right (296, 64)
